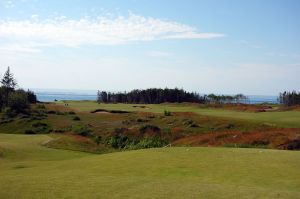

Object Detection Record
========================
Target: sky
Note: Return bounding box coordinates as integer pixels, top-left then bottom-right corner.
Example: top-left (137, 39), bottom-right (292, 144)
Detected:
top-left (0, 0), bottom-right (299, 95)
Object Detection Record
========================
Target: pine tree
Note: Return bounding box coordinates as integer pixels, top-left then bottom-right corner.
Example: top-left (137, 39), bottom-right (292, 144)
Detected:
top-left (1, 67), bottom-right (17, 90)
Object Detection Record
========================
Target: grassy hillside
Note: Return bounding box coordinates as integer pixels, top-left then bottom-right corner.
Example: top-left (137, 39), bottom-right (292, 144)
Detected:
top-left (0, 134), bottom-right (300, 199)
top-left (1, 102), bottom-right (299, 151)
top-left (60, 101), bottom-right (300, 128)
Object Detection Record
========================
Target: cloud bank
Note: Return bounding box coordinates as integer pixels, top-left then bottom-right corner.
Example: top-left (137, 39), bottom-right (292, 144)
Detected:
top-left (0, 13), bottom-right (224, 51)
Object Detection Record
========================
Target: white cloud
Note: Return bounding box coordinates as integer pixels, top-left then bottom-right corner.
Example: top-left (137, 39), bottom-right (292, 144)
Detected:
top-left (0, 13), bottom-right (225, 52)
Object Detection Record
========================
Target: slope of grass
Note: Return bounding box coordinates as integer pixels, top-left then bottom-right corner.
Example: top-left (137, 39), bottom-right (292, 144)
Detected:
top-left (0, 134), bottom-right (300, 199)
top-left (61, 101), bottom-right (300, 128)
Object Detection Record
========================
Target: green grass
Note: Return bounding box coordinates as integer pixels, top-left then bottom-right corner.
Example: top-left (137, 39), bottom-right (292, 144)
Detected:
top-left (1, 134), bottom-right (300, 199)
top-left (60, 101), bottom-right (300, 128)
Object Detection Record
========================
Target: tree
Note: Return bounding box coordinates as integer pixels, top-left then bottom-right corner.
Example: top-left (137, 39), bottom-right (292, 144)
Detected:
top-left (1, 67), bottom-right (17, 90)
top-left (101, 91), bottom-right (108, 103)
top-left (279, 91), bottom-right (300, 106)
top-left (97, 90), bottom-right (101, 104)
top-left (7, 90), bottom-right (29, 113)
top-left (0, 67), bottom-right (37, 113)
top-left (27, 90), bottom-right (37, 104)
top-left (0, 87), bottom-right (4, 110)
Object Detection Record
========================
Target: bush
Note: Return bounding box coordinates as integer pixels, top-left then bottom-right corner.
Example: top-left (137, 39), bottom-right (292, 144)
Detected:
top-left (27, 90), bottom-right (37, 104)
top-left (93, 135), bottom-right (102, 145)
top-left (139, 124), bottom-right (161, 135)
top-left (183, 119), bottom-right (199, 128)
top-left (134, 138), bottom-right (168, 149)
top-left (189, 123), bottom-right (199, 128)
top-left (73, 125), bottom-right (93, 136)
top-left (31, 122), bottom-right (52, 134)
top-left (125, 138), bottom-right (169, 150)
top-left (55, 111), bottom-right (66, 115)
top-left (24, 129), bottom-right (36, 134)
top-left (3, 107), bottom-right (17, 118)
top-left (114, 127), bottom-right (128, 135)
top-left (72, 116), bottom-right (81, 121)
top-left (54, 126), bottom-right (72, 133)
top-left (7, 90), bottom-right (29, 113)
top-left (68, 111), bottom-right (76, 115)
top-left (32, 122), bottom-right (48, 128)
top-left (0, 117), bottom-right (14, 124)
top-left (107, 134), bottom-right (130, 149)
top-left (47, 110), bottom-right (56, 114)
top-left (164, 110), bottom-right (171, 116)
top-left (225, 123), bottom-right (235, 129)
top-left (122, 120), bottom-right (130, 125)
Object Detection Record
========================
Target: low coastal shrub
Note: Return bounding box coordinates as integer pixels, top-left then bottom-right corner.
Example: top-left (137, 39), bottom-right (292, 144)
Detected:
top-left (73, 125), bottom-right (93, 136)
top-left (164, 110), bottom-right (172, 116)
top-left (72, 116), bottom-right (81, 121)
top-left (139, 124), bottom-right (160, 135)
top-left (31, 122), bottom-right (52, 134)
top-left (106, 134), bottom-right (131, 149)
top-left (93, 135), bottom-right (102, 145)
top-left (130, 138), bottom-right (169, 149)
top-left (24, 129), bottom-right (35, 134)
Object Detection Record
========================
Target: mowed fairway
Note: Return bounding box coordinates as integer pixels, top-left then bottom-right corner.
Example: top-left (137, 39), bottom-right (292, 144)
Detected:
top-left (61, 101), bottom-right (300, 128)
top-left (1, 134), bottom-right (300, 199)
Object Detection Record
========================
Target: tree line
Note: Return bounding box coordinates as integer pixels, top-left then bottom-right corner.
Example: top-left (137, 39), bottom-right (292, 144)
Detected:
top-left (97, 88), bottom-right (207, 104)
top-left (206, 93), bottom-right (248, 104)
top-left (279, 91), bottom-right (300, 106)
top-left (97, 88), bottom-right (248, 104)
top-left (0, 67), bottom-right (37, 114)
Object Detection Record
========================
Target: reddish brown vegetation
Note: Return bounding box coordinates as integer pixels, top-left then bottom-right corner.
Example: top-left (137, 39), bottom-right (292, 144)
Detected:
top-left (32, 103), bottom-right (300, 151)
top-left (172, 128), bottom-right (300, 150)
top-left (197, 103), bottom-right (274, 112)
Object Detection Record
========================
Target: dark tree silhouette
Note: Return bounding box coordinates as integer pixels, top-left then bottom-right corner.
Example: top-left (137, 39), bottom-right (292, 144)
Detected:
top-left (0, 67), bottom-right (37, 113)
top-left (279, 91), bottom-right (300, 106)
top-left (1, 67), bottom-right (17, 90)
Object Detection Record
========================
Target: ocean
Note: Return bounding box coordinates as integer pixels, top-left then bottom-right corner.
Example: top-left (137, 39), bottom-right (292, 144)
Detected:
top-left (34, 89), bottom-right (279, 104)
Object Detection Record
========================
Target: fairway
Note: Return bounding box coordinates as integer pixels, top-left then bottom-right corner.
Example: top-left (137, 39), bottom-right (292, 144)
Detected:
top-left (1, 134), bottom-right (300, 199)
top-left (61, 101), bottom-right (300, 128)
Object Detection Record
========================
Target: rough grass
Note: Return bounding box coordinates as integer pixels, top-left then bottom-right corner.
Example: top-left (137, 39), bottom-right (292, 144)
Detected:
top-left (60, 101), bottom-right (300, 128)
top-left (2, 102), bottom-right (299, 150)
top-left (0, 134), bottom-right (300, 199)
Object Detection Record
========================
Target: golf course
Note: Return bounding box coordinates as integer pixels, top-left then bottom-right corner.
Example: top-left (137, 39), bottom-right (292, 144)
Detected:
top-left (1, 133), bottom-right (300, 199)
top-left (1, 100), bottom-right (300, 198)
top-left (1, 1), bottom-right (300, 197)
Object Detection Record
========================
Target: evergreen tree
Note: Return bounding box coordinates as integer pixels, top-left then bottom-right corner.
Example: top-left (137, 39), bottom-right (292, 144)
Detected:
top-left (97, 90), bottom-right (102, 104)
top-left (1, 67), bottom-right (17, 90)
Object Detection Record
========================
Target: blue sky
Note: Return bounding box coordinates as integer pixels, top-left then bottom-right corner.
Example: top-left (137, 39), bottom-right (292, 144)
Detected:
top-left (0, 0), bottom-right (299, 95)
